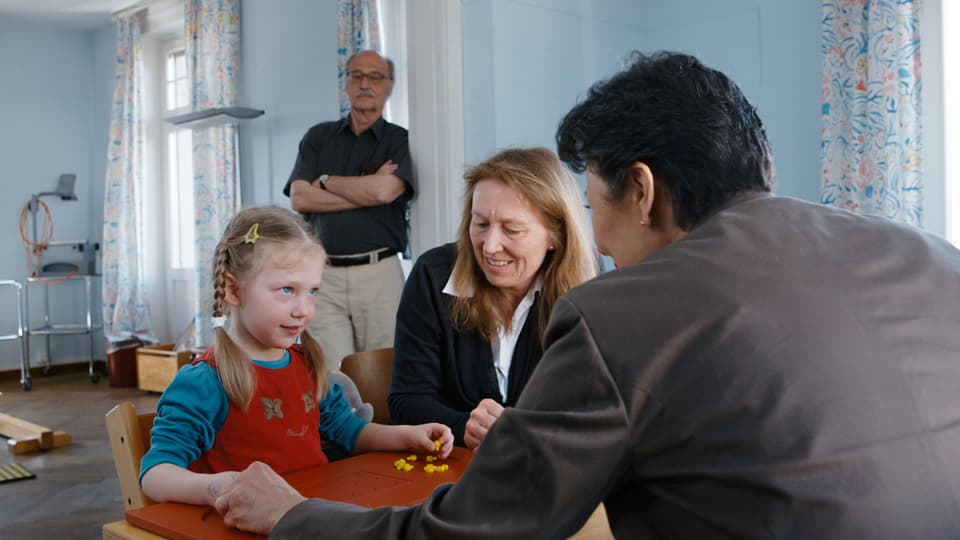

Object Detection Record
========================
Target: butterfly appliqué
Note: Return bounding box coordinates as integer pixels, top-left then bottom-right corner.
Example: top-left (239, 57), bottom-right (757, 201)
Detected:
top-left (261, 397), bottom-right (284, 420)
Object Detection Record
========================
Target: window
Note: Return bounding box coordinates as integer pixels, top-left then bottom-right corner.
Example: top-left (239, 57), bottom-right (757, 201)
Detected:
top-left (163, 47), bottom-right (195, 269)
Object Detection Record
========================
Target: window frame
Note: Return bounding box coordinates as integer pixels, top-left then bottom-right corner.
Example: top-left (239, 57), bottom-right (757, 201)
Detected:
top-left (159, 42), bottom-right (196, 272)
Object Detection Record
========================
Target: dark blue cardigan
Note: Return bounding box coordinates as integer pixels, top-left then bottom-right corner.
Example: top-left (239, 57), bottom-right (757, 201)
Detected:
top-left (388, 243), bottom-right (543, 446)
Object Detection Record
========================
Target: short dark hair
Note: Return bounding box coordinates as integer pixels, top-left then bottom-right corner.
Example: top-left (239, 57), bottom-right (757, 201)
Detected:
top-left (556, 51), bottom-right (774, 230)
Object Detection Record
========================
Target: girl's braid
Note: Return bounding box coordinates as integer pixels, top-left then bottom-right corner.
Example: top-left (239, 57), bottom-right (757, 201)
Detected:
top-left (211, 241), bottom-right (231, 317)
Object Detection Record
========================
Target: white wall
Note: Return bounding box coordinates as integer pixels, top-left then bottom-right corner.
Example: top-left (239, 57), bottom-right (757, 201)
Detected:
top-left (0, 17), bottom-right (108, 371)
top-left (0, 0), bottom-right (943, 371)
top-left (238, 0), bottom-right (341, 207)
top-left (462, 0), bottom-right (822, 202)
top-left (920, 0), bottom-right (945, 236)
top-left (91, 24), bottom-right (116, 271)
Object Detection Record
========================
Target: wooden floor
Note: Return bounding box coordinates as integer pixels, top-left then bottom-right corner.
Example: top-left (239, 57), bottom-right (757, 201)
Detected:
top-left (0, 370), bottom-right (158, 540)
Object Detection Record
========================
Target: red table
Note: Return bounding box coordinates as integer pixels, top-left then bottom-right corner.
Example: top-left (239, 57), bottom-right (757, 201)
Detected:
top-left (121, 448), bottom-right (472, 540)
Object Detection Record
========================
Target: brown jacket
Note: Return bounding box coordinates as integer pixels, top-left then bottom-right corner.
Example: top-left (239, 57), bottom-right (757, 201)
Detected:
top-left (274, 193), bottom-right (960, 539)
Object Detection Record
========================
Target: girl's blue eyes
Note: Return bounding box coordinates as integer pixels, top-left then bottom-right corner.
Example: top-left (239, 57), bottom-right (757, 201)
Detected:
top-left (279, 286), bottom-right (320, 296)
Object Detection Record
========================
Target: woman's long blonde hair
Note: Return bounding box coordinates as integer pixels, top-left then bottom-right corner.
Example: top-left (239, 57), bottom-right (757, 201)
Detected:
top-left (450, 147), bottom-right (597, 341)
top-left (211, 206), bottom-right (328, 410)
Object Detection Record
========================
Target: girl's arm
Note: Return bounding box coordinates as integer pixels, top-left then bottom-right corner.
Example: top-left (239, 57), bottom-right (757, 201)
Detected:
top-left (142, 463), bottom-right (238, 506)
top-left (318, 380), bottom-right (454, 458)
top-left (353, 422), bottom-right (454, 459)
top-left (139, 361), bottom-right (230, 505)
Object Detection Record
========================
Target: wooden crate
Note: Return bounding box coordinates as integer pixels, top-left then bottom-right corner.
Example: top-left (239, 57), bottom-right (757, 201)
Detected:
top-left (136, 344), bottom-right (194, 392)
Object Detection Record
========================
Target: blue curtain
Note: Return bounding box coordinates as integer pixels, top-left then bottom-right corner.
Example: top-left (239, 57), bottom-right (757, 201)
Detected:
top-left (102, 11), bottom-right (154, 341)
top-left (820, 0), bottom-right (922, 225)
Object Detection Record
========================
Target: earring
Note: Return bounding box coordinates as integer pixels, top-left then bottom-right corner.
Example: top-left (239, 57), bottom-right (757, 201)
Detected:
top-left (639, 219), bottom-right (648, 226)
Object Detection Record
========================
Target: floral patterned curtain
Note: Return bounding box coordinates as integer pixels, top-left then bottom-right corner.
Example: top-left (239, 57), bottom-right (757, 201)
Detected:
top-left (820, 0), bottom-right (922, 226)
top-left (338, 0), bottom-right (382, 116)
top-left (102, 11), bottom-right (154, 340)
top-left (184, 0), bottom-right (241, 348)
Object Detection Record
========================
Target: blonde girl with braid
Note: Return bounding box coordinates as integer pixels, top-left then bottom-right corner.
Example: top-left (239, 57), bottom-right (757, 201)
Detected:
top-left (140, 206), bottom-right (453, 507)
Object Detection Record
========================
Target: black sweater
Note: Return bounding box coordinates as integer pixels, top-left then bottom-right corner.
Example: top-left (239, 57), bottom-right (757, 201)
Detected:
top-left (388, 243), bottom-right (543, 446)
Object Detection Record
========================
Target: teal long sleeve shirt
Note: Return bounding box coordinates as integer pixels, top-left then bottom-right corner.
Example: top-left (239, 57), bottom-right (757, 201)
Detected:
top-left (140, 350), bottom-right (367, 482)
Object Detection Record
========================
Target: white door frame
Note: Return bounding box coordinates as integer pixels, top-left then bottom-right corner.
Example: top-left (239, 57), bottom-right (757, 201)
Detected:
top-left (405, 0), bottom-right (466, 257)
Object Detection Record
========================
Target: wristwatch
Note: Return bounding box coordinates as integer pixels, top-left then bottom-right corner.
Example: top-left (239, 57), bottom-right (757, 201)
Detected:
top-left (317, 174), bottom-right (330, 190)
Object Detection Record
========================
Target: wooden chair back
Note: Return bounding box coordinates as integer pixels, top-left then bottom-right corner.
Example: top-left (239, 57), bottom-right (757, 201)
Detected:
top-left (339, 347), bottom-right (394, 425)
top-left (105, 401), bottom-right (156, 510)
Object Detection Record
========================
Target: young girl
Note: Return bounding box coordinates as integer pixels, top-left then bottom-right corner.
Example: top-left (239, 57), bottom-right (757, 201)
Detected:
top-left (140, 206), bottom-right (453, 506)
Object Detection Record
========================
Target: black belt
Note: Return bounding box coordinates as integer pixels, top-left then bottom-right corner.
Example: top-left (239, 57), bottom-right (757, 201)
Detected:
top-left (326, 248), bottom-right (397, 267)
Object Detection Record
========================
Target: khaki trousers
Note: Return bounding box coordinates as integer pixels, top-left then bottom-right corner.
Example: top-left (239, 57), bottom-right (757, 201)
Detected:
top-left (309, 255), bottom-right (404, 370)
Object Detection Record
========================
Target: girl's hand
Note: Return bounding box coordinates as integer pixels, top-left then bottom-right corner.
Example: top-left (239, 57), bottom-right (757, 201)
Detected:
top-left (205, 470), bottom-right (240, 506)
top-left (404, 423), bottom-right (454, 459)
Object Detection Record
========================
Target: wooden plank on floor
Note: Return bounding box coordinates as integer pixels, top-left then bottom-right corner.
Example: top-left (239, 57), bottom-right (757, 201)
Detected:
top-left (0, 412), bottom-right (54, 445)
top-left (7, 431), bottom-right (72, 454)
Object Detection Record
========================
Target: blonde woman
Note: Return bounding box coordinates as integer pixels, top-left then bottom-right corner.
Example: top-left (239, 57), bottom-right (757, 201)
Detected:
top-left (388, 147), bottom-right (597, 448)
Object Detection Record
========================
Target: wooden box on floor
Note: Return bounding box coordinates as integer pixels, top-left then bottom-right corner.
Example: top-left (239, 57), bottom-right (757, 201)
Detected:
top-left (136, 344), bottom-right (193, 392)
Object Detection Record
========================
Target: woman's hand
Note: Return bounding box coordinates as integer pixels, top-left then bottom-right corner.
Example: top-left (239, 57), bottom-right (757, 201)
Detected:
top-left (214, 462), bottom-right (305, 535)
top-left (464, 399), bottom-right (504, 449)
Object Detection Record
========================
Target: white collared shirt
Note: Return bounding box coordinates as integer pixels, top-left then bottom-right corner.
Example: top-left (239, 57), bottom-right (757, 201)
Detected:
top-left (443, 269), bottom-right (542, 402)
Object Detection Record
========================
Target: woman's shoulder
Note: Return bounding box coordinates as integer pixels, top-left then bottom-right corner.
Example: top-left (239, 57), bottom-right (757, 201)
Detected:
top-left (413, 242), bottom-right (458, 276)
top-left (420, 242), bottom-right (457, 263)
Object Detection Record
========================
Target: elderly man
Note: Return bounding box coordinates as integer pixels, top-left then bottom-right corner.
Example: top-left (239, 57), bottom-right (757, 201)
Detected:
top-left (284, 50), bottom-right (414, 369)
top-left (220, 51), bottom-right (960, 539)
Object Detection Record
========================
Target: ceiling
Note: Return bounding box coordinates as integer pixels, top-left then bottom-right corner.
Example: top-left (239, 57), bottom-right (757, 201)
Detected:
top-left (0, 0), bottom-right (140, 31)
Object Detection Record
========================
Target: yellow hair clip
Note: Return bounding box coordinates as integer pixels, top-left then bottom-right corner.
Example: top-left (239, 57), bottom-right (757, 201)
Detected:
top-left (243, 223), bottom-right (261, 245)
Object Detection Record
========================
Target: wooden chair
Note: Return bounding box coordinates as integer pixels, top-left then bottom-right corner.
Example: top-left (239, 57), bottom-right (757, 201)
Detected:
top-left (339, 348), bottom-right (394, 425)
top-left (105, 401), bottom-right (156, 510)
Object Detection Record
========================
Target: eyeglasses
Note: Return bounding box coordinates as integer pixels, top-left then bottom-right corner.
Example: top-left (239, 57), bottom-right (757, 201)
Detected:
top-left (347, 70), bottom-right (389, 83)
